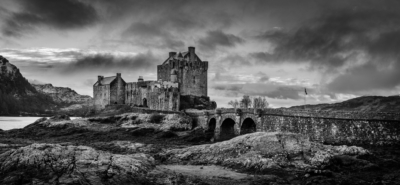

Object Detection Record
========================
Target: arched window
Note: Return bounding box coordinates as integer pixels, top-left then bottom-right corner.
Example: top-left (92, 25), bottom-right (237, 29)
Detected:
top-left (193, 76), bottom-right (195, 84)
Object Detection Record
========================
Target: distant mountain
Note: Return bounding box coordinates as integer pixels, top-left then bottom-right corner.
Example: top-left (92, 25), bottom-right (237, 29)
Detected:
top-left (32, 84), bottom-right (92, 104)
top-left (0, 56), bottom-right (56, 115)
top-left (287, 96), bottom-right (400, 112)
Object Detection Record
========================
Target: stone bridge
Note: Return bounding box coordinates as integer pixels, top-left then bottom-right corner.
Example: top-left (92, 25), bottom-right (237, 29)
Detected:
top-left (186, 108), bottom-right (400, 145)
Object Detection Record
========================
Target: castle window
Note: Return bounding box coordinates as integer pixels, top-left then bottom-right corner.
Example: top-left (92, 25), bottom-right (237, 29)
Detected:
top-left (193, 76), bottom-right (195, 84)
top-left (172, 62), bottom-right (175, 68)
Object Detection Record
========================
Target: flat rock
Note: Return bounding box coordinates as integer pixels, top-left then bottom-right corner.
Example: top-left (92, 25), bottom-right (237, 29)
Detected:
top-left (161, 132), bottom-right (369, 171)
top-left (0, 143), bottom-right (155, 184)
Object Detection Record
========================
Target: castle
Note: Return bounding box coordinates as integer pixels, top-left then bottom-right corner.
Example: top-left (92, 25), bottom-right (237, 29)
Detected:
top-left (93, 46), bottom-right (212, 111)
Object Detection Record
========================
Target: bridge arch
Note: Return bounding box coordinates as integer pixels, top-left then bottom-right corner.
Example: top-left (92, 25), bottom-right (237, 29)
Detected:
top-left (240, 117), bottom-right (256, 135)
top-left (220, 118), bottom-right (236, 141)
top-left (208, 118), bottom-right (216, 132)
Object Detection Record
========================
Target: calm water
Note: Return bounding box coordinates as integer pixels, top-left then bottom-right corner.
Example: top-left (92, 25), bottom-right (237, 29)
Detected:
top-left (0, 117), bottom-right (80, 130)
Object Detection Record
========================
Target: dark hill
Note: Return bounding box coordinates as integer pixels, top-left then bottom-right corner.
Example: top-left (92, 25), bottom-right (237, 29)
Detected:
top-left (287, 95), bottom-right (400, 112)
top-left (0, 56), bottom-right (56, 116)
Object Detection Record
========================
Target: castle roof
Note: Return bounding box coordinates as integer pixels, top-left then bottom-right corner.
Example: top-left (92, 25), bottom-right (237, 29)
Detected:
top-left (94, 76), bottom-right (116, 86)
top-left (161, 51), bottom-right (200, 65)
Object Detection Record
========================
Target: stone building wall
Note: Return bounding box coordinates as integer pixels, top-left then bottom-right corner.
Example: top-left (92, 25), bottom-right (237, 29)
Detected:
top-left (180, 61), bottom-right (208, 97)
top-left (93, 85), bottom-right (110, 109)
top-left (157, 47), bottom-right (208, 97)
top-left (109, 80), bottom-right (118, 105)
top-left (116, 73), bottom-right (125, 104)
top-left (125, 80), bottom-right (180, 111)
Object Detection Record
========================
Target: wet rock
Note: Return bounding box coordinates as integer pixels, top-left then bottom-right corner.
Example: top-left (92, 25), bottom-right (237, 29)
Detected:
top-left (161, 132), bottom-right (369, 172)
top-left (181, 127), bottom-right (209, 143)
top-left (156, 130), bottom-right (178, 138)
top-left (33, 117), bottom-right (48, 124)
top-left (0, 143), bottom-right (154, 184)
top-left (88, 116), bottom-right (121, 124)
top-left (91, 141), bottom-right (156, 154)
top-left (130, 127), bottom-right (155, 136)
top-left (49, 114), bottom-right (71, 121)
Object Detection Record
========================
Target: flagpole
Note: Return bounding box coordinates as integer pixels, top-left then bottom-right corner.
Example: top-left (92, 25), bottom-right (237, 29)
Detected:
top-left (304, 88), bottom-right (307, 110)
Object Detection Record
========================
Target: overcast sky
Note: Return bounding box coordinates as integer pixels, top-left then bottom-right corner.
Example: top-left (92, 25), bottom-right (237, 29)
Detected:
top-left (1, 0), bottom-right (400, 108)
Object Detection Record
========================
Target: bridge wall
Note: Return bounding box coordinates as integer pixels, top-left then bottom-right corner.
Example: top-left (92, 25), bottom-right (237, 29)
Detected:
top-left (193, 108), bottom-right (400, 145)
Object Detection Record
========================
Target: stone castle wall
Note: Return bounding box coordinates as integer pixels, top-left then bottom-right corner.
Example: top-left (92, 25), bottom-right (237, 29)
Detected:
top-left (125, 81), bottom-right (180, 111)
top-left (109, 80), bottom-right (118, 104)
top-left (93, 85), bottom-right (110, 110)
top-left (95, 46), bottom-right (209, 111)
top-left (180, 61), bottom-right (208, 97)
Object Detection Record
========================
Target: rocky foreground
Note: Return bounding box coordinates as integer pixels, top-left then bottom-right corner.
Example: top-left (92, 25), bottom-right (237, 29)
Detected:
top-left (0, 114), bottom-right (399, 185)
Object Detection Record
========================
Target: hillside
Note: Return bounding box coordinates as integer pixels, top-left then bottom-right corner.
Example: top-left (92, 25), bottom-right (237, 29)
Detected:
top-left (287, 95), bottom-right (400, 112)
top-left (0, 56), bottom-right (56, 115)
top-left (32, 83), bottom-right (92, 104)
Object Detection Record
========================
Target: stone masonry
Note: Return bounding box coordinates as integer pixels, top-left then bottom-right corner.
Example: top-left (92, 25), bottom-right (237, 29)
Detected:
top-left (93, 46), bottom-right (210, 110)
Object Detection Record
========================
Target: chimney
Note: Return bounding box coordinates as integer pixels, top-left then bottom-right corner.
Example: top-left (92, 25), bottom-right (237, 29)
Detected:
top-left (98, 75), bottom-right (103, 85)
top-left (169, 52), bottom-right (176, 58)
top-left (117, 73), bottom-right (121, 78)
top-left (188, 47), bottom-right (195, 62)
top-left (138, 76), bottom-right (144, 82)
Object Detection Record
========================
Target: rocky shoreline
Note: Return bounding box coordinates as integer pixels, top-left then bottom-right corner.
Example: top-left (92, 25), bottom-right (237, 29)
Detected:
top-left (0, 114), bottom-right (399, 184)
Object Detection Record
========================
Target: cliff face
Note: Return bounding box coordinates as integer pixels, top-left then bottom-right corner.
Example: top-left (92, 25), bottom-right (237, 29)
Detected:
top-left (0, 56), bottom-right (56, 115)
top-left (0, 56), bottom-right (37, 97)
top-left (32, 83), bottom-right (92, 104)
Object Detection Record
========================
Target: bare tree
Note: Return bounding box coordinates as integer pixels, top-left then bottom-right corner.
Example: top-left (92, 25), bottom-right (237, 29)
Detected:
top-left (240, 95), bottom-right (252, 108)
top-left (253, 96), bottom-right (269, 109)
top-left (228, 99), bottom-right (239, 108)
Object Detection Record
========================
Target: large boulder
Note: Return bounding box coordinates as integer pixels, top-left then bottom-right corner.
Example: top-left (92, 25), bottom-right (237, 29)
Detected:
top-left (49, 114), bottom-right (71, 121)
top-left (27, 117), bottom-right (90, 129)
top-left (161, 132), bottom-right (369, 172)
top-left (0, 143), bottom-right (155, 184)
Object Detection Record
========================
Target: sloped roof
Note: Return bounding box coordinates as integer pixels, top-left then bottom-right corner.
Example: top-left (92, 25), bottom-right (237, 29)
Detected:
top-left (94, 76), bottom-right (116, 86)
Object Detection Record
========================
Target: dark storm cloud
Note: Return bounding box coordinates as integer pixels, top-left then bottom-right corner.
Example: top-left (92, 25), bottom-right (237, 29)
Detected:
top-left (121, 22), bottom-right (185, 50)
top-left (62, 52), bottom-right (157, 73)
top-left (250, 4), bottom-right (400, 93)
top-left (255, 72), bottom-right (270, 83)
top-left (2, 0), bottom-right (98, 36)
top-left (2, 0), bottom-right (98, 37)
top-left (211, 83), bottom-right (305, 100)
top-left (327, 62), bottom-right (400, 92)
top-left (326, 30), bottom-right (400, 92)
top-left (198, 30), bottom-right (244, 51)
top-left (252, 7), bottom-right (400, 65)
top-left (263, 87), bottom-right (302, 100)
top-left (212, 84), bottom-right (243, 92)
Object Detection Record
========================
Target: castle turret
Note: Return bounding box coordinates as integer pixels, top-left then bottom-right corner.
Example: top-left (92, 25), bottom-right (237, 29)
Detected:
top-left (138, 76), bottom-right (144, 82)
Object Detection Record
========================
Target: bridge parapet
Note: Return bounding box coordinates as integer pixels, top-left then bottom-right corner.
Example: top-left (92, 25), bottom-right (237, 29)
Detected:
top-left (204, 108), bottom-right (400, 120)
top-left (186, 108), bottom-right (400, 145)
top-left (264, 109), bottom-right (400, 120)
